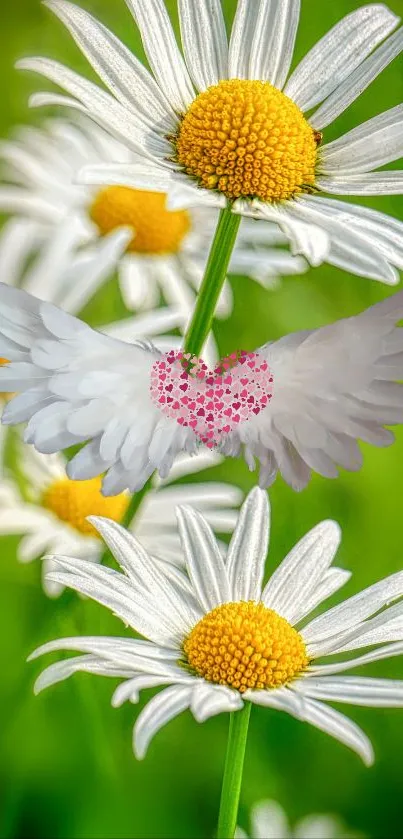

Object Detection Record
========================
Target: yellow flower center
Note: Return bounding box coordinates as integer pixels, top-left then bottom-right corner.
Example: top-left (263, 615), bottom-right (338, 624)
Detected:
top-left (175, 79), bottom-right (318, 203)
top-left (183, 601), bottom-right (309, 693)
top-left (42, 476), bottom-right (129, 537)
top-left (89, 186), bottom-right (191, 254)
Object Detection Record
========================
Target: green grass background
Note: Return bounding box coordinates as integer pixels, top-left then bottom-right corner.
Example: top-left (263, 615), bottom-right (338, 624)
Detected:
top-left (1, 1), bottom-right (403, 836)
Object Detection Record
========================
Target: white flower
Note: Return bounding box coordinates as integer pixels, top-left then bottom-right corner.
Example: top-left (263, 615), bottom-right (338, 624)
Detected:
top-left (18, 0), bottom-right (403, 283)
top-left (0, 440), bottom-right (242, 597)
top-left (1, 283), bottom-right (403, 494)
top-left (0, 117), bottom-right (306, 325)
top-left (30, 487), bottom-right (403, 762)
top-left (236, 800), bottom-right (359, 839)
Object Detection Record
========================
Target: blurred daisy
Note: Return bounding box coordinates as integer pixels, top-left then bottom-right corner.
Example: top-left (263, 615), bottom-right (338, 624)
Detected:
top-left (0, 118), bottom-right (306, 324)
top-left (2, 284), bottom-right (403, 494)
top-left (0, 442), bottom-right (242, 597)
top-left (30, 488), bottom-right (403, 762)
top-left (236, 800), bottom-right (360, 839)
top-left (18, 0), bottom-right (403, 282)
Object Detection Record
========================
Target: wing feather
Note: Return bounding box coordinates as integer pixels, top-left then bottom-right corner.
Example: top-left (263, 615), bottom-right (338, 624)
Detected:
top-left (225, 291), bottom-right (403, 489)
top-left (0, 284), bottom-right (190, 494)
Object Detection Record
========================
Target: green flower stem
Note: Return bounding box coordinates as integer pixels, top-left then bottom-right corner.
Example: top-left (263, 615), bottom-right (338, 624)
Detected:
top-left (217, 702), bottom-right (252, 839)
top-left (99, 207), bottom-right (242, 562)
top-left (183, 207), bottom-right (241, 357)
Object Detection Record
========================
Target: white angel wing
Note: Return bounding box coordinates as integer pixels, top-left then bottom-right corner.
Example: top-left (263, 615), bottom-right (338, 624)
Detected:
top-left (0, 284), bottom-right (195, 494)
top-left (224, 291), bottom-right (403, 490)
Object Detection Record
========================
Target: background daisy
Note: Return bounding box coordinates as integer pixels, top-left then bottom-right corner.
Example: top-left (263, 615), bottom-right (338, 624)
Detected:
top-left (0, 440), bottom-right (242, 596)
top-left (236, 799), bottom-right (360, 839)
top-left (0, 116), bottom-right (306, 325)
top-left (19, 0), bottom-right (403, 282)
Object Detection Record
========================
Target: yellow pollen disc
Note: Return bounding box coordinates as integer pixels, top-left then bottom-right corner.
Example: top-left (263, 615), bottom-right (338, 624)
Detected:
top-left (89, 186), bottom-right (191, 254)
top-left (176, 79), bottom-right (317, 202)
top-left (42, 476), bottom-right (129, 537)
top-left (183, 601), bottom-right (309, 693)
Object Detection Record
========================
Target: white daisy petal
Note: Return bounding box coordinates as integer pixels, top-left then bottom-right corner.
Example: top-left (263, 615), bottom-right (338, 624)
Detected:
top-left (249, 0), bottom-right (300, 89)
top-left (254, 203), bottom-right (330, 266)
top-left (45, 558), bottom-right (182, 646)
top-left (176, 505), bottom-right (231, 610)
top-left (78, 161), bottom-right (173, 191)
top-left (55, 229), bottom-right (133, 315)
top-left (44, 0), bottom-right (176, 128)
top-left (303, 571), bottom-right (403, 645)
top-left (0, 218), bottom-right (41, 288)
top-left (178, 0), bottom-right (228, 91)
top-left (28, 635), bottom-right (180, 663)
top-left (0, 186), bottom-right (64, 223)
top-left (262, 521), bottom-right (341, 623)
top-left (248, 801), bottom-right (289, 839)
top-left (17, 58), bottom-right (165, 160)
top-left (311, 600), bottom-right (403, 657)
top-left (228, 0), bottom-right (259, 79)
top-left (125, 0), bottom-right (195, 112)
top-left (316, 172), bottom-right (403, 196)
top-left (88, 516), bottom-right (200, 632)
top-left (284, 5), bottom-right (399, 111)
top-left (112, 673), bottom-right (193, 707)
top-left (226, 487), bottom-right (269, 601)
top-left (290, 196), bottom-right (400, 284)
top-left (247, 686), bottom-right (374, 765)
top-left (295, 676), bottom-right (403, 707)
top-left (34, 655), bottom-right (134, 695)
top-left (309, 641), bottom-right (403, 676)
top-left (190, 682), bottom-right (243, 722)
top-left (311, 26), bottom-right (403, 130)
top-left (133, 684), bottom-right (193, 759)
top-left (321, 105), bottom-right (403, 175)
top-left (295, 568), bottom-right (352, 625)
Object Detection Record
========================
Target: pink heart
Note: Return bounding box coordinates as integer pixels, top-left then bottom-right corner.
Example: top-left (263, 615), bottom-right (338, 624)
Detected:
top-left (150, 350), bottom-right (274, 448)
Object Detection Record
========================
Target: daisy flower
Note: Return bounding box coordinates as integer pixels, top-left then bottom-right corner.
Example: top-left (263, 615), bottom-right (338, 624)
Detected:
top-left (1, 283), bottom-right (403, 494)
top-left (0, 117), bottom-right (306, 324)
top-left (236, 800), bottom-right (359, 839)
top-left (18, 0), bottom-right (403, 282)
top-left (30, 488), bottom-right (403, 763)
top-left (0, 441), bottom-right (242, 597)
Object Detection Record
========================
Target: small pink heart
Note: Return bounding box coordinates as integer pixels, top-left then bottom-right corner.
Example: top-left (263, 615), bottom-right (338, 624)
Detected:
top-left (150, 350), bottom-right (274, 447)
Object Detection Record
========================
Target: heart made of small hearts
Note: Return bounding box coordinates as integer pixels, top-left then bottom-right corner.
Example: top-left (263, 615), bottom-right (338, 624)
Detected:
top-left (150, 349), bottom-right (274, 448)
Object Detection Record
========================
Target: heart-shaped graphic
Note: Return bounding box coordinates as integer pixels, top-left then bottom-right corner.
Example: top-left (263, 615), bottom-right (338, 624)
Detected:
top-left (150, 350), bottom-right (274, 448)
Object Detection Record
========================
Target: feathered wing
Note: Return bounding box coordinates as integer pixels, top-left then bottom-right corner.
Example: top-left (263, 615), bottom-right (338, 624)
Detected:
top-left (229, 291), bottom-right (403, 490)
top-left (0, 284), bottom-right (194, 495)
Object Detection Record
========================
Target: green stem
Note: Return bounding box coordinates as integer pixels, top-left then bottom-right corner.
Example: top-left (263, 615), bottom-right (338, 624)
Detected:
top-left (217, 703), bottom-right (252, 839)
top-left (183, 207), bottom-right (241, 357)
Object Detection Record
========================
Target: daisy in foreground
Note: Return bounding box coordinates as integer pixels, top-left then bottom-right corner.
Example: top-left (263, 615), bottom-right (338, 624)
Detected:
top-left (30, 488), bottom-right (403, 839)
top-left (236, 800), bottom-right (359, 839)
top-left (0, 442), bottom-right (241, 596)
top-left (1, 284), bottom-right (403, 494)
top-left (18, 0), bottom-right (403, 280)
top-left (0, 117), bottom-right (306, 322)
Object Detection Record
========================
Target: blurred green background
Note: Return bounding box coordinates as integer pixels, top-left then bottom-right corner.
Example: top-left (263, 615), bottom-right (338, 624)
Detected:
top-left (1, 1), bottom-right (403, 837)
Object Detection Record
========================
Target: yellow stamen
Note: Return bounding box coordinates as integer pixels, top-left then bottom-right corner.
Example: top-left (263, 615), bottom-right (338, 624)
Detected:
top-left (42, 476), bottom-right (129, 537)
top-left (89, 186), bottom-right (191, 254)
top-left (176, 79), bottom-right (317, 202)
top-left (183, 601), bottom-right (309, 693)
